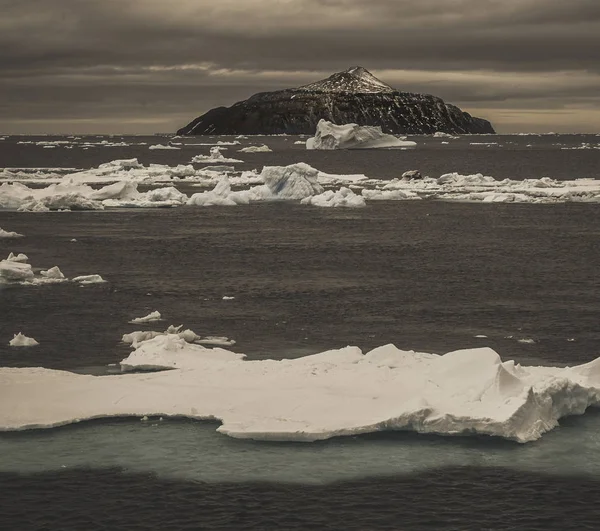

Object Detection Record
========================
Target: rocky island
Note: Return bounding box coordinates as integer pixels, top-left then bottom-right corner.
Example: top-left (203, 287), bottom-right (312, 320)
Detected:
top-left (177, 66), bottom-right (495, 135)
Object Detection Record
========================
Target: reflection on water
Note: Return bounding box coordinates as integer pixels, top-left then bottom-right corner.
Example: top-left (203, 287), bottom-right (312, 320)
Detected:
top-left (2, 410), bottom-right (600, 485)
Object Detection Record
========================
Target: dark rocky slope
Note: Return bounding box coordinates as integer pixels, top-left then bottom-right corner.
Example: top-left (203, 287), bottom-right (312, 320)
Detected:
top-left (178, 67), bottom-right (495, 135)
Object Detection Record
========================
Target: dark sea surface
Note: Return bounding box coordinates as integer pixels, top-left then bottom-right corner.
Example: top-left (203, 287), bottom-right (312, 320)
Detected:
top-left (1, 134), bottom-right (600, 530)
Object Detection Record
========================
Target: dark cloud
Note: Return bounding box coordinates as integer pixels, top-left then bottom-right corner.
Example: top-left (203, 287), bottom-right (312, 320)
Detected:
top-left (1, 0), bottom-right (600, 133)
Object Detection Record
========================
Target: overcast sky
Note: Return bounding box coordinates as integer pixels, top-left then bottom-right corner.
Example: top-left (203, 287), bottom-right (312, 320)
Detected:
top-left (2, 0), bottom-right (600, 134)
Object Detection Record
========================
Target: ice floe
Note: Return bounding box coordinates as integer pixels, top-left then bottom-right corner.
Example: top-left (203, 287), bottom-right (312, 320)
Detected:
top-left (3, 339), bottom-right (600, 444)
top-left (122, 324), bottom-right (235, 348)
top-left (72, 274), bottom-right (106, 285)
top-left (6, 252), bottom-right (28, 263)
top-left (8, 333), bottom-right (39, 347)
top-left (149, 144), bottom-right (180, 150)
top-left (238, 145), bottom-right (272, 153)
top-left (0, 228), bottom-right (24, 238)
top-left (301, 187), bottom-right (366, 208)
top-left (191, 147), bottom-right (243, 164)
top-left (306, 120), bottom-right (417, 150)
top-left (129, 311), bottom-right (162, 324)
top-left (0, 179), bottom-right (188, 211)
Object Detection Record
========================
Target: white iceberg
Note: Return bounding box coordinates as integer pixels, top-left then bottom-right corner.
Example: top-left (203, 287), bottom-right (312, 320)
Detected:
top-left (6, 252), bottom-right (28, 263)
top-left (129, 311), bottom-right (162, 324)
top-left (149, 144), bottom-right (180, 150)
top-left (238, 145), bottom-right (272, 153)
top-left (0, 228), bottom-right (24, 238)
top-left (72, 274), bottom-right (106, 285)
top-left (40, 266), bottom-right (65, 280)
top-left (301, 187), bottom-right (366, 208)
top-left (8, 333), bottom-right (39, 347)
top-left (0, 260), bottom-right (34, 282)
top-left (191, 147), bottom-right (243, 164)
top-left (306, 120), bottom-right (417, 150)
top-left (0, 179), bottom-right (188, 211)
top-left (3, 339), bottom-right (600, 444)
top-left (122, 325), bottom-right (234, 348)
top-left (187, 163), bottom-right (324, 206)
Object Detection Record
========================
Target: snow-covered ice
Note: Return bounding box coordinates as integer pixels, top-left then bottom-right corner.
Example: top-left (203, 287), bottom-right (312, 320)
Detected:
top-left (72, 274), bottom-right (106, 285)
top-left (238, 145), bottom-right (272, 153)
top-left (8, 333), bottom-right (39, 347)
top-left (191, 147), bottom-right (243, 164)
top-left (6, 252), bottom-right (28, 263)
top-left (0, 228), bottom-right (24, 238)
top-left (40, 266), bottom-right (65, 280)
top-left (306, 120), bottom-right (417, 150)
top-left (129, 311), bottom-right (162, 324)
top-left (149, 144), bottom-right (180, 150)
top-left (3, 339), bottom-right (600, 444)
top-left (301, 187), bottom-right (366, 208)
top-left (0, 260), bottom-right (34, 282)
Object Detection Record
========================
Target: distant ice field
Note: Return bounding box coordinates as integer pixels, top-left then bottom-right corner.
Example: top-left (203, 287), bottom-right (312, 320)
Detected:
top-left (0, 133), bottom-right (599, 181)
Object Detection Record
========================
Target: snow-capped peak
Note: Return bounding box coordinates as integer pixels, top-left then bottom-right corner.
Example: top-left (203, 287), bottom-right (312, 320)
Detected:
top-left (298, 66), bottom-right (395, 94)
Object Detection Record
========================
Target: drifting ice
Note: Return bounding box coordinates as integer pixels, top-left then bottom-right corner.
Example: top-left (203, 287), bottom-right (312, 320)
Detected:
top-left (129, 311), bottom-right (162, 324)
top-left (9, 333), bottom-right (39, 347)
top-left (239, 145), bottom-right (272, 153)
top-left (0, 228), bottom-right (24, 238)
top-left (191, 147), bottom-right (243, 164)
top-left (306, 120), bottom-right (417, 150)
top-left (3, 337), bottom-right (600, 444)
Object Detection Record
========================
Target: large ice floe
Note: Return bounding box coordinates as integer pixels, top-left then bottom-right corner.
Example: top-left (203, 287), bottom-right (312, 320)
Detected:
top-left (2, 336), bottom-right (600, 443)
top-left (306, 119), bottom-right (417, 150)
top-left (376, 172), bottom-right (600, 203)
top-left (0, 179), bottom-right (188, 211)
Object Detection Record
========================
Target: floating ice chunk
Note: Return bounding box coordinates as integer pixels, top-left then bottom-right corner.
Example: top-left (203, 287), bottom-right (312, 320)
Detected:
top-left (122, 331), bottom-right (164, 346)
top-left (402, 170), bottom-right (422, 180)
top-left (0, 260), bottom-right (34, 282)
top-left (40, 266), bottom-right (65, 279)
top-left (259, 163), bottom-right (323, 200)
top-left (187, 178), bottom-right (249, 206)
top-left (6, 253), bottom-right (28, 263)
top-left (120, 334), bottom-right (245, 371)
top-left (97, 159), bottom-right (143, 171)
top-left (222, 296), bottom-right (235, 300)
top-left (191, 147), bottom-right (242, 164)
top-left (8, 333), bottom-right (39, 347)
top-left (301, 187), bottom-right (366, 208)
top-left (518, 338), bottom-right (536, 344)
top-left (433, 132), bottom-right (459, 139)
top-left (0, 228), bottom-right (24, 238)
top-left (294, 140), bottom-right (306, 145)
top-left (5, 342), bottom-right (600, 443)
top-left (129, 311), bottom-right (162, 324)
top-left (72, 274), bottom-right (106, 285)
top-left (149, 144), bottom-right (180, 150)
top-left (306, 120), bottom-right (417, 150)
top-left (361, 189), bottom-right (420, 201)
top-left (196, 336), bottom-right (236, 347)
top-left (239, 145), bottom-right (272, 153)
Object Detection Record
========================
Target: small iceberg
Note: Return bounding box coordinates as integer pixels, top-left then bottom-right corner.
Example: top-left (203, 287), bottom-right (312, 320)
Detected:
top-left (9, 333), bottom-right (39, 347)
top-left (129, 311), bottom-right (162, 324)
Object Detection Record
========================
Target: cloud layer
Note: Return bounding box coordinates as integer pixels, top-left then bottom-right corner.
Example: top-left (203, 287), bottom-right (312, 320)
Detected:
top-left (2, 0), bottom-right (600, 133)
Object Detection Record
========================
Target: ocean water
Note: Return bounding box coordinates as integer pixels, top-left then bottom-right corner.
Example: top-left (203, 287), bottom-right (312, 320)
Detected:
top-left (1, 134), bottom-right (600, 529)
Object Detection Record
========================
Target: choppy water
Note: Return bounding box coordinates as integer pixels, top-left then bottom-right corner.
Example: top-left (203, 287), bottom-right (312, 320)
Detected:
top-left (2, 134), bottom-right (600, 529)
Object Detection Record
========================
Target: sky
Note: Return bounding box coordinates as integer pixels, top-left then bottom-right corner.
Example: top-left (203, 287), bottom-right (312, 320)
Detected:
top-left (2, 0), bottom-right (600, 134)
